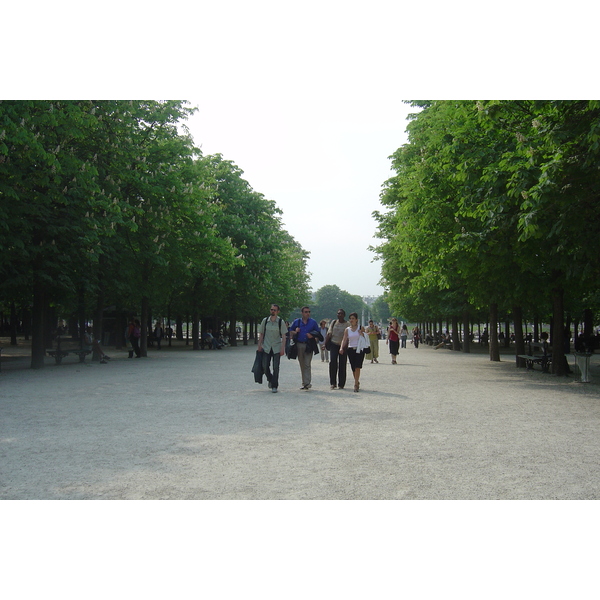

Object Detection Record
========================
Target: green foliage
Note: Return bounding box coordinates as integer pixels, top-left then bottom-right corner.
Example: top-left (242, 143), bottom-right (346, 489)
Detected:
top-left (310, 285), bottom-right (369, 324)
top-left (0, 100), bottom-right (311, 360)
top-left (374, 100), bottom-right (600, 324)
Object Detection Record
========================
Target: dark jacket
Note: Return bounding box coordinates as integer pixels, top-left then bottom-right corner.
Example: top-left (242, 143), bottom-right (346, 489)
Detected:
top-left (251, 350), bottom-right (265, 383)
top-left (306, 329), bottom-right (324, 355)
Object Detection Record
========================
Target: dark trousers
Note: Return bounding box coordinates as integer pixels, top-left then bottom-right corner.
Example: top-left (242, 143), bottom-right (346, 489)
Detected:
top-left (329, 343), bottom-right (347, 388)
top-left (130, 336), bottom-right (141, 357)
top-left (262, 349), bottom-right (281, 389)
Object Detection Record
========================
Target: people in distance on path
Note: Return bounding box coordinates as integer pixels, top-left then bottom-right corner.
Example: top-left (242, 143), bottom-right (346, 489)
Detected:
top-left (154, 321), bottom-right (163, 350)
top-left (130, 319), bottom-right (142, 358)
top-left (339, 312), bottom-right (366, 392)
top-left (319, 320), bottom-right (330, 363)
top-left (365, 319), bottom-right (380, 363)
top-left (413, 325), bottom-right (421, 348)
top-left (84, 326), bottom-right (111, 363)
top-left (400, 323), bottom-right (408, 348)
top-left (258, 304), bottom-right (288, 393)
top-left (289, 306), bottom-right (321, 390)
top-left (126, 317), bottom-right (140, 358)
top-left (387, 318), bottom-right (400, 364)
top-left (326, 309), bottom-right (349, 389)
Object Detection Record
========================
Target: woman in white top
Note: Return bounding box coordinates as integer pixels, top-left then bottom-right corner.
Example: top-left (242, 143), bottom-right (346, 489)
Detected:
top-left (339, 312), bottom-right (366, 392)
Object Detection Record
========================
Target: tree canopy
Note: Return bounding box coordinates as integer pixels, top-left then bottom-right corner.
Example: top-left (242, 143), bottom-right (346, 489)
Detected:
top-left (374, 100), bottom-right (600, 373)
top-left (0, 100), bottom-right (311, 367)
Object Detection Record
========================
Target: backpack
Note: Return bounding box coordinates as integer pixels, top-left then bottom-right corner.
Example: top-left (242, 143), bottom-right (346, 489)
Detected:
top-left (262, 316), bottom-right (285, 338)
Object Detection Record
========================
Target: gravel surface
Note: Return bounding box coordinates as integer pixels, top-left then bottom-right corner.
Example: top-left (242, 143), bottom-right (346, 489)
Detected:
top-left (1, 339), bottom-right (600, 499)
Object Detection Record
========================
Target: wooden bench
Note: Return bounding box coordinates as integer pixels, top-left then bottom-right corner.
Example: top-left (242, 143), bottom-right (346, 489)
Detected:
top-left (46, 349), bottom-right (70, 365)
top-left (72, 350), bottom-right (92, 363)
top-left (517, 339), bottom-right (553, 372)
top-left (46, 349), bottom-right (92, 364)
top-left (517, 352), bottom-right (552, 372)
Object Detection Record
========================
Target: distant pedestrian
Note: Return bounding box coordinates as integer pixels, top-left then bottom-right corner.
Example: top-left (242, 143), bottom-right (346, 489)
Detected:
top-left (154, 321), bottom-right (163, 350)
top-left (387, 318), bottom-right (400, 364)
top-left (400, 324), bottom-right (408, 348)
top-left (129, 318), bottom-right (141, 358)
top-left (413, 326), bottom-right (421, 349)
top-left (365, 320), bottom-right (380, 363)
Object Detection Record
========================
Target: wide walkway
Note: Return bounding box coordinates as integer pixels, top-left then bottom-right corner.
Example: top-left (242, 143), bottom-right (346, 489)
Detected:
top-left (1, 339), bottom-right (600, 499)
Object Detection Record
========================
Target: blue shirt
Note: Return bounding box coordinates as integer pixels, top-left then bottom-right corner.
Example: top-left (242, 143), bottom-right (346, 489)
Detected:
top-left (290, 317), bottom-right (320, 343)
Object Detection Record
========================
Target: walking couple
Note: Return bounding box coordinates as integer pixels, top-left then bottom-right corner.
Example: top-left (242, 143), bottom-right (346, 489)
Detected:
top-left (326, 309), bottom-right (367, 393)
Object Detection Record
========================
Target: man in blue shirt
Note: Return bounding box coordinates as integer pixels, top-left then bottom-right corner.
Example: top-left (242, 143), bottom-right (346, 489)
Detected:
top-left (290, 306), bottom-right (321, 390)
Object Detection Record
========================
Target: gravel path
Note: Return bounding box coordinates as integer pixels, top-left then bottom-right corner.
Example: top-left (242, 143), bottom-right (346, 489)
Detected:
top-left (1, 340), bottom-right (599, 499)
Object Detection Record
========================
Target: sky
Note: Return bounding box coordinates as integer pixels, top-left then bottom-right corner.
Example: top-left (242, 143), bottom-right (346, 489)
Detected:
top-left (6, 1), bottom-right (597, 299)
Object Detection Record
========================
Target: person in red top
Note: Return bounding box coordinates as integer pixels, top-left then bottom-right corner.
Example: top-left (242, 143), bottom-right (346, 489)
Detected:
top-left (387, 318), bottom-right (400, 364)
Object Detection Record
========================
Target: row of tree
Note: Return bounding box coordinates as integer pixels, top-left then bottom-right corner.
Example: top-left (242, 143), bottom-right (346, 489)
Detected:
top-left (0, 101), bottom-right (311, 368)
top-left (287, 285), bottom-right (392, 325)
top-left (373, 101), bottom-right (600, 374)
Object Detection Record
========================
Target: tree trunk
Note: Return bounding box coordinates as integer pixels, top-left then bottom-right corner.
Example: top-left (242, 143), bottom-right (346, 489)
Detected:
top-left (192, 311), bottom-right (200, 350)
top-left (229, 317), bottom-right (237, 346)
top-left (452, 315), bottom-right (460, 351)
top-left (93, 285), bottom-right (105, 361)
top-left (551, 282), bottom-right (566, 376)
top-left (31, 277), bottom-right (46, 369)
top-left (513, 306), bottom-right (526, 368)
top-left (462, 309), bottom-right (470, 353)
top-left (140, 295), bottom-right (149, 357)
top-left (489, 303), bottom-right (500, 361)
top-left (10, 302), bottom-right (18, 346)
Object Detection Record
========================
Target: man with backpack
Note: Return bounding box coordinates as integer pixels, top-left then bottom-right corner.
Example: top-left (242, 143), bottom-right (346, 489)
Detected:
top-left (257, 304), bottom-right (287, 393)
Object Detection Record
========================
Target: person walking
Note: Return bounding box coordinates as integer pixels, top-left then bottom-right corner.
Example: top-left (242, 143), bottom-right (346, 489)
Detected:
top-left (413, 325), bottom-right (421, 349)
top-left (257, 304), bottom-right (287, 393)
top-left (289, 306), bottom-right (321, 390)
top-left (339, 312), bottom-right (366, 392)
top-left (326, 309), bottom-right (348, 390)
top-left (387, 318), bottom-right (400, 364)
top-left (319, 320), bottom-right (329, 363)
top-left (400, 323), bottom-right (408, 348)
top-left (154, 321), bottom-right (163, 350)
top-left (127, 317), bottom-right (141, 358)
top-left (365, 319), bottom-right (380, 363)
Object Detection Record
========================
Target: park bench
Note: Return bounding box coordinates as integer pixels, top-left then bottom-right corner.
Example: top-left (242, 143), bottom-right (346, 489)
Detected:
top-left (46, 348), bottom-right (92, 364)
top-left (72, 350), bottom-right (92, 363)
top-left (517, 341), bottom-right (552, 372)
top-left (46, 349), bottom-right (71, 365)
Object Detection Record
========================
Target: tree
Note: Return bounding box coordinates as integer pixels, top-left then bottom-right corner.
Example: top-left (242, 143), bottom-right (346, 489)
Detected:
top-left (374, 100), bottom-right (600, 373)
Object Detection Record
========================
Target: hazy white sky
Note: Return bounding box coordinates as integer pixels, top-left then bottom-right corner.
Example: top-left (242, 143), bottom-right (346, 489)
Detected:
top-left (184, 97), bottom-right (411, 297)
top-left (7, 0), bottom-right (596, 299)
